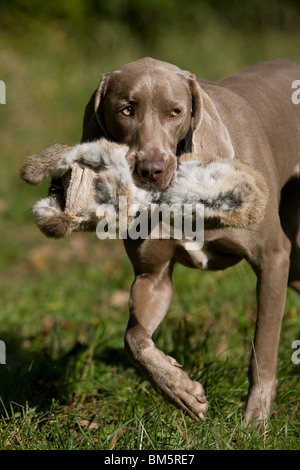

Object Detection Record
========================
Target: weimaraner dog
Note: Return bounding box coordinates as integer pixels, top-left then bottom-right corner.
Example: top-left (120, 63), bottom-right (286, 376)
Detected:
top-left (81, 57), bottom-right (300, 423)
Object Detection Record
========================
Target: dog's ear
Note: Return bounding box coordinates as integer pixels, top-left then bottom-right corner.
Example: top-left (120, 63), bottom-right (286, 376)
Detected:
top-left (81, 74), bottom-right (110, 142)
top-left (188, 74), bottom-right (234, 159)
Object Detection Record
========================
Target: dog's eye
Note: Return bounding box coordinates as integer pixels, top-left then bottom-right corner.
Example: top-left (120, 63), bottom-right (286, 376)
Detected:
top-left (120, 106), bottom-right (134, 117)
top-left (169, 109), bottom-right (181, 118)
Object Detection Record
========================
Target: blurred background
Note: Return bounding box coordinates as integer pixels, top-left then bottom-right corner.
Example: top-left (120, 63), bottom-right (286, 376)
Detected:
top-left (0, 0), bottom-right (300, 430)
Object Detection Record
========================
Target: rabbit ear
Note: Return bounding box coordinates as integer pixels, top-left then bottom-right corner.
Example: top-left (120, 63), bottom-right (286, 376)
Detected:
top-left (189, 75), bottom-right (234, 159)
top-left (20, 144), bottom-right (71, 185)
top-left (81, 73), bottom-right (111, 142)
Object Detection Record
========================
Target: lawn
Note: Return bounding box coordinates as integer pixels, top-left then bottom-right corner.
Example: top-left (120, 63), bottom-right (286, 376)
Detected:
top-left (0, 6), bottom-right (300, 450)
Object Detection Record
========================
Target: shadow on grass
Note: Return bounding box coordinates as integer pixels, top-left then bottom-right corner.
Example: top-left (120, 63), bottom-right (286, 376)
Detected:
top-left (0, 332), bottom-right (135, 418)
top-left (0, 313), bottom-right (256, 423)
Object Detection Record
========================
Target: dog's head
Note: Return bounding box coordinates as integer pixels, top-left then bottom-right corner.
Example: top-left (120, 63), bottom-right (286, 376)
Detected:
top-left (82, 57), bottom-right (234, 189)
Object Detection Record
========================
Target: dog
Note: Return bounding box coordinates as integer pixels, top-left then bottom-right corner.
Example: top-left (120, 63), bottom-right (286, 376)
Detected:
top-left (81, 57), bottom-right (300, 423)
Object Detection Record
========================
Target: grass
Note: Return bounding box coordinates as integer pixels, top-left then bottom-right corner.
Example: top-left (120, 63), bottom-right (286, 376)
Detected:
top-left (0, 14), bottom-right (300, 450)
top-left (1, 236), bottom-right (299, 450)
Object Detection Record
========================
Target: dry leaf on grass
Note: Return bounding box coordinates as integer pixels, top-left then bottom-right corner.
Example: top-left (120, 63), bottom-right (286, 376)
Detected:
top-left (110, 290), bottom-right (129, 308)
top-left (77, 417), bottom-right (99, 430)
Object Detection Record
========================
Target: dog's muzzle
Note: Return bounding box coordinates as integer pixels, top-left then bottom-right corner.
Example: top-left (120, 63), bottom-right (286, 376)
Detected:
top-left (127, 150), bottom-right (177, 189)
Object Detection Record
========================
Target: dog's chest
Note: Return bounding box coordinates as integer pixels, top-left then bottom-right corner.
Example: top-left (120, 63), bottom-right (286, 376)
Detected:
top-left (174, 241), bottom-right (211, 269)
top-left (182, 241), bottom-right (211, 269)
top-left (174, 240), bottom-right (242, 271)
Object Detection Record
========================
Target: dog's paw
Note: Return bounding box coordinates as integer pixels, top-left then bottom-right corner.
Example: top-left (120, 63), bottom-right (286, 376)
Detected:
top-left (244, 381), bottom-right (275, 426)
top-left (140, 348), bottom-right (208, 421)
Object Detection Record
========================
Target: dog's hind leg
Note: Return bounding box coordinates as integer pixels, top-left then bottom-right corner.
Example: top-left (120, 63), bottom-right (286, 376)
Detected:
top-left (245, 221), bottom-right (291, 424)
top-left (279, 174), bottom-right (300, 293)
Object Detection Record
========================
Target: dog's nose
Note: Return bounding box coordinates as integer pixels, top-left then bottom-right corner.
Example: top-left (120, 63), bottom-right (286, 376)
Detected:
top-left (138, 159), bottom-right (166, 183)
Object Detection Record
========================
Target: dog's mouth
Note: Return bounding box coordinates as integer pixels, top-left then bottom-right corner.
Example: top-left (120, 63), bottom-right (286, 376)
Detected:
top-left (132, 171), bottom-right (174, 190)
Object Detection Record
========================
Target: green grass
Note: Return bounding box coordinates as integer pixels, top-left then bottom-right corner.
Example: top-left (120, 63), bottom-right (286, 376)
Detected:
top-left (0, 14), bottom-right (300, 450)
top-left (1, 237), bottom-right (299, 450)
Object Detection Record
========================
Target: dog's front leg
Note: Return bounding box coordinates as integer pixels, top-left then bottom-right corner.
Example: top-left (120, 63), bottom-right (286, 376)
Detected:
top-left (245, 229), bottom-right (291, 424)
top-left (124, 260), bottom-right (208, 421)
